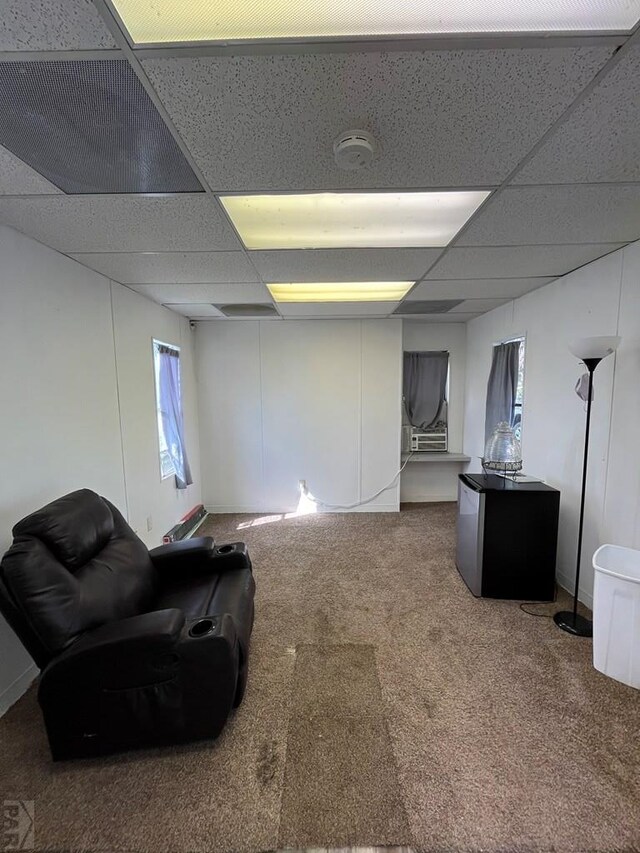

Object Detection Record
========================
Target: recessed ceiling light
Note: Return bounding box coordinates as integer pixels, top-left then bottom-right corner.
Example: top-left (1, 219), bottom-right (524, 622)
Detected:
top-left (267, 282), bottom-right (413, 302)
top-left (220, 192), bottom-right (489, 250)
top-left (111, 0), bottom-right (640, 43)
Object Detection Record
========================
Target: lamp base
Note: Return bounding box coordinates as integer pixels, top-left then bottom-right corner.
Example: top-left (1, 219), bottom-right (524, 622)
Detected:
top-left (553, 611), bottom-right (593, 637)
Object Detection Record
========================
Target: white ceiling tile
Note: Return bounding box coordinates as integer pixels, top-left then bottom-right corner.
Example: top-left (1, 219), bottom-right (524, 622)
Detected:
top-left (251, 248), bottom-right (441, 281)
top-left (514, 46), bottom-right (640, 184)
top-left (277, 301), bottom-right (396, 317)
top-left (142, 47), bottom-right (612, 191)
top-left (426, 244), bottom-right (624, 279)
top-left (460, 185), bottom-right (640, 245)
top-left (70, 251), bottom-right (257, 283)
top-left (0, 0), bottom-right (117, 50)
top-left (166, 303), bottom-right (224, 318)
top-left (0, 145), bottom-right (61, 195)
top-left (394, 312), bottom-right (480, 322)
top-left (449, 298), bottom-right (510, 312)
top-left (408, 277), bottom-right (554, 299)
top-left (129, 283), bottom-right (270, 303)
top-left (0, 195), bottom-right (241, 253)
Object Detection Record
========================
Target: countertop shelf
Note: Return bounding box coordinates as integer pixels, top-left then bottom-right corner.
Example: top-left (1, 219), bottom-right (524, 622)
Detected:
top-left (402, 452), bottom-right (471, 464)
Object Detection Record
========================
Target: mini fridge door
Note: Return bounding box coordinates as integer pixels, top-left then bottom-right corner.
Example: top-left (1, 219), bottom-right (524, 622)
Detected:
top-left (456, 475), bottom-right (485, 596)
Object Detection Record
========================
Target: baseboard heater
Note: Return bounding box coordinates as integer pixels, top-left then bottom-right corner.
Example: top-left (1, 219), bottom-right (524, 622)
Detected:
top-left (162, 504), bottom-right (208, 543)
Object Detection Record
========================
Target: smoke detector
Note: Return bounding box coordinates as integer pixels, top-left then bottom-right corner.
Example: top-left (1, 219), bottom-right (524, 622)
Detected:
top-left (333, 129), bottom-right (377, 171)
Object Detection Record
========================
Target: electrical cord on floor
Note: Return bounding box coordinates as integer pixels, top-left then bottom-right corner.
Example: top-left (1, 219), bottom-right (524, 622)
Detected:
top-left (519, 602), bottom-right (553, 618)
top-left (304, 452), bottom-right (415, 510)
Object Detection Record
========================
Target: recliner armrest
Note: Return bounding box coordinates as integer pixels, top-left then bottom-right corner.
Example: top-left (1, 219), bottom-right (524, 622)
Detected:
top-left (151, 537), bottom-right (252, 577)
top-left (39, 609), bottom-right (185, 692)
top-left (69, 608), bottom-right (185, 655)
top-left (149, 536), bottom-right (215, 570)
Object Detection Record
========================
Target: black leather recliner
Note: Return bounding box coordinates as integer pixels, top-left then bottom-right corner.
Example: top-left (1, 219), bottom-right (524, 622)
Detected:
top-left (0, 489), bottom-right (255, 760)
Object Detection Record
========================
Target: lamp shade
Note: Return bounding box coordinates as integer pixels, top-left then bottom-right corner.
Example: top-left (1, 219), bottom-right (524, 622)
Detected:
top-left (569, 336), bottom-right (621, 360)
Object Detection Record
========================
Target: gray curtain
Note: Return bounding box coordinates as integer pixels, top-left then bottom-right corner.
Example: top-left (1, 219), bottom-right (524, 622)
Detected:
top-left (158, 347), bottom-right (193, 490)
top-left (403, 351), bottom-right (449, 429)
top-left (484, 341), bottom-right (520, 443)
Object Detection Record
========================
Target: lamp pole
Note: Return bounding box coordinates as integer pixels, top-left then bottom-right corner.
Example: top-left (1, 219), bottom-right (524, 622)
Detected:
top-left (554, 357), bottom-right (600, 637)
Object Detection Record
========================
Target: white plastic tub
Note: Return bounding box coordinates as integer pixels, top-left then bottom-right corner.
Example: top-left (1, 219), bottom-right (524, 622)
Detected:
top-left (592, 544), bottom-right (640, 689)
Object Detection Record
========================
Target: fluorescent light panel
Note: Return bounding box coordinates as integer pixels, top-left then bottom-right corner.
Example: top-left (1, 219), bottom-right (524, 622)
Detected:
top-left (112, 0), bottom-right (640, 42)
top-left (267, 282), bottom-right (413, 302)
top-left (220, 192), bottom-right (489, 250)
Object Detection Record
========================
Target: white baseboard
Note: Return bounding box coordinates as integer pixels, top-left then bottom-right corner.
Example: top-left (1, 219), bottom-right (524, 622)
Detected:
top-left (0, 664), bottom-right (38, 717)
top-left (556, 570), bottom-right (594, 610)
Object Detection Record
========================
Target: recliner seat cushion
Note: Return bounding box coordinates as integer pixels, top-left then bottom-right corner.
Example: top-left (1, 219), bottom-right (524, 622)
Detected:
top-left (155, 573), bottom-right (220, 618)
top-left (1, 490), bottom-right (156, 657)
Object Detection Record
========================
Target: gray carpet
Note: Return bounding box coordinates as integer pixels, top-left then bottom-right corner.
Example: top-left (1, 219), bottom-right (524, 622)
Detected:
top-left (0, 503), bottom-right (639, 853)
top-left (279, 644), bottom-right (410, 846)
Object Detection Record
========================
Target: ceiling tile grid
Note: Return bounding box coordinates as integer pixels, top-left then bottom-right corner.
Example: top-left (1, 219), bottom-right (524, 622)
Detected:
top-left (141, 47), bottom-right (613, 191)
top-left (449, 298), bottom-right (510, 313)
top-left (251, 248), bottom-right (443, 282)
top-left (459, 184), bottom-right (640, 246)
top-left (407, 277), bottom-right (555, 300)
top-left (425, 244), bottom-right (625, 279)
top-left (391, 311), bottom-right (480, 322)
top-left (0, 0), bottom-right (116, 51)
top-left (129, 282), bottom-right (271, 303)
top-left (0, 195), bottom-right (242, 252)
top-left (70, 250), bottom-right (259, 283)
top-left (168, 303), bottom-right (224, 318)
top-left (169, 304), bottom-right (279, 320)
top-left (513, 45), bottom-right (640, 184)
top-left (2, 2), bottom-right (639, 322)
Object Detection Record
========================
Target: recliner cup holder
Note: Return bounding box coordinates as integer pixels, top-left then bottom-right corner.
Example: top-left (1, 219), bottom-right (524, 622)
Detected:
top-left (217, 544), bottom-right (234, 554)
top-left (189, 618), bottom-right (214, 638)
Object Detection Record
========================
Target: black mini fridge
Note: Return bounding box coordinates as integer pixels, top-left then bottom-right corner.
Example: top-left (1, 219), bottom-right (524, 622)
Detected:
top-left (456, 473), bottom-right (560, 600)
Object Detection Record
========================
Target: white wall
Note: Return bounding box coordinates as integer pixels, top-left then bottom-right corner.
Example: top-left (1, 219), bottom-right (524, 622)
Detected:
top-left (463, 242), bottom-right (640, 607)
top-left (0, 226), bottom-right (201, 713)
top-left (196, 319), bottom-right (402, 513)
top-left (401, 322), bottom-right (467, 502)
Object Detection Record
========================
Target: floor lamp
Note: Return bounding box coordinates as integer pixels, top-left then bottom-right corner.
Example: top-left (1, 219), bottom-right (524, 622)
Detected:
top-left (554, 335), bottom-right (621, 637)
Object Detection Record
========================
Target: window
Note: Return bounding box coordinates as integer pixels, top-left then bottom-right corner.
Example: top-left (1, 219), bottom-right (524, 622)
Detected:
top-left (485, 336), bottom-right (526, 444)
top-left (511, 337), bottom-right (526, 442)
top-left (153, 340), bottom-right (178, 479)
top-left (152, 340), bottom-right (193, 488)
top-left (402, 350), bottom-right (450, 452)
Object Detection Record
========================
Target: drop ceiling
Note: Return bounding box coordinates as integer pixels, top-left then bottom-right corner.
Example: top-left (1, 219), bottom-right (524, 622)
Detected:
top-left (0, 0), bottom-right (639, 322)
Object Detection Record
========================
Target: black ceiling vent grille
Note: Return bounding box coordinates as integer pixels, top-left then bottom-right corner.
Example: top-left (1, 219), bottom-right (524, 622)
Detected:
top-left (0, 61), bottom-right (203, 194)
top-left (216, 304), bottom-right (279, 318)
top-left (393, 299), bottom-right (464, 315)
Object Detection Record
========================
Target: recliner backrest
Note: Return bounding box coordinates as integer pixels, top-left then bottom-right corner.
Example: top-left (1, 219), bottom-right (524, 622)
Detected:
top-left (0, 490), bottom-right (157, 666)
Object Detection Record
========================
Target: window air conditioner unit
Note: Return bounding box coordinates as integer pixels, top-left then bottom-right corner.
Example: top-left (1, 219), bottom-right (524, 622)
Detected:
top-left (403, 425), bottom-right (448, 452)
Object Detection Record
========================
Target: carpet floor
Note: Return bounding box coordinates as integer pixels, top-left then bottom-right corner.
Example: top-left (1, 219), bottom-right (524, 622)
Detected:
top-left (1, 503), bottom-right (639, 852)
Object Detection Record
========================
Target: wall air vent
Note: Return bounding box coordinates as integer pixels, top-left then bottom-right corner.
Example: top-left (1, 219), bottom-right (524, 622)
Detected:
top-left (393, 300), bottom-right (464, 315)
top-left (0, 60), bottom-right (203, 194)
top-left (216, 304), bottom-right (279, 318)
